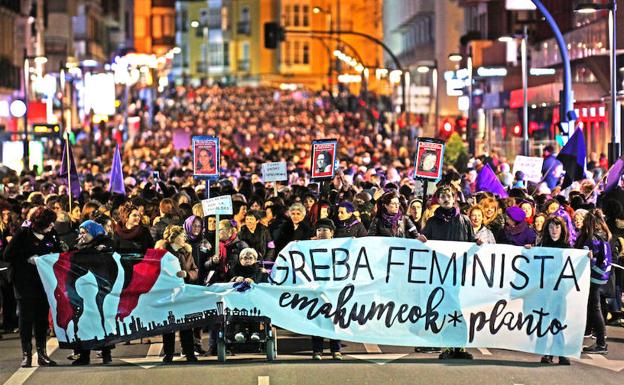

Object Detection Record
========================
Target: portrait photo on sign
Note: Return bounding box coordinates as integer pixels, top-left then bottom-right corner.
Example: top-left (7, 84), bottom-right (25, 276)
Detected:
top-left (193, 137), bottom-right (219, 177)
top-left (310, 140), bottom-right (337, 180)
top-left (414, 139), bottom-right (444, 181)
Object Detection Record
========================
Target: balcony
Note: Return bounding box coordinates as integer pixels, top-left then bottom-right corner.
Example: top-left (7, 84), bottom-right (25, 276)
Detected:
top-left (238, 59), bottom-right (250, 72)
top-left (237, 21), bottom-right (251, 35)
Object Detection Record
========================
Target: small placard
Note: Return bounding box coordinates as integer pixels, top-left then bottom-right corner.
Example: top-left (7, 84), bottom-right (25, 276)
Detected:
top-left (201, 195), bottom-right (233, 216)
top-left (261, 162), bottom-right (288, 182)
top-left (512, 155), bottom-right (544, 183)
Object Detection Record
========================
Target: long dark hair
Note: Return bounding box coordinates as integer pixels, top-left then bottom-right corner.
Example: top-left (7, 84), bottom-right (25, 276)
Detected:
top-left (575, 209), bottom-right (612, 248)
top-left (540, 215), bottom-right (569, 247)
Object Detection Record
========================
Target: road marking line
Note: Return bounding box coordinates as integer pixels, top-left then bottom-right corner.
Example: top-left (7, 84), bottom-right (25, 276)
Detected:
top-left (363, 344), bottom-right (382, 353)
top-left (3, 338), bottom-right (58, 385)
top-left (258, 376), bottom-right (270, 385)
top-left (348, 353), bottom-right (408, 366)
top-left (146, 342), bottom-right (163, 357)
top-left (477, 348), bottom-right (492, 355)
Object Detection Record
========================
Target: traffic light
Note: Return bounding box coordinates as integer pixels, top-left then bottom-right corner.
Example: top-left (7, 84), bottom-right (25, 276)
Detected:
top-left (264, 22), bottom-right (285, 49)
top-left (438, 119), bottom-right (455, 139)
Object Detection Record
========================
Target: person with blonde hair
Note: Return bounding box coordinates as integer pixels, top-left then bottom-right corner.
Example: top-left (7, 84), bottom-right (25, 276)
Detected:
top-left (155, 225), bottom-right (198, 363)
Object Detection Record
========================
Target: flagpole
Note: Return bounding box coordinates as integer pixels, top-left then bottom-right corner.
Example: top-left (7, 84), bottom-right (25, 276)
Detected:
top-left (584, 162), bottom-right (618, 200)
top-left (65, 132), bottom-right (72, 214)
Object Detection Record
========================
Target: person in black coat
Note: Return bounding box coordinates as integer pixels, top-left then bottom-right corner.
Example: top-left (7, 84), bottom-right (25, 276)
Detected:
top-left (335, 201), bottom-right (367, 238)
top-left (368, 191), bottom-right (424, 240)
top-left (422, 186), bottom-right (476, 244)
top-left (238, 210), bottom-right (275, 261)
top-left (112, 202), bottom-right (154, 254)
top-left (421, 186), bottom-right (476, 360)
top-left (70, 220), bottom-right (115, 366)
top-left (3, 207), bottom-right (62, 368)
top-left (275, 203), bottom-right (314, 252)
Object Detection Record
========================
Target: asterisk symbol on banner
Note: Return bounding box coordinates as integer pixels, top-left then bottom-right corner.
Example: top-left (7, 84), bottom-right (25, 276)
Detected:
top-left (447, 311), bottom-right (463, 327)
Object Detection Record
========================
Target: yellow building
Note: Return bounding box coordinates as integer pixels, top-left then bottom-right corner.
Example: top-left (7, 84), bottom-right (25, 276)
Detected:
top-left (172, 0), bottom-right (384, 92)
top-left (134, 0), bottom-right (176, 56)
top-left (274, 0), bottom-right (384, 93)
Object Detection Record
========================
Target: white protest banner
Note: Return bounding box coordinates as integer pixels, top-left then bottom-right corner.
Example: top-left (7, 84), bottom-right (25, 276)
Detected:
top-left (201, 195), bottom-right (233, 216)
top-left (255, 237), bottom-right (591, 357)
top-left (513, 155), bottom-right (544, 182)
top-left (261, 162), bottom-right (288, 182)
top-left (37, 237), bottom-right (591, 357)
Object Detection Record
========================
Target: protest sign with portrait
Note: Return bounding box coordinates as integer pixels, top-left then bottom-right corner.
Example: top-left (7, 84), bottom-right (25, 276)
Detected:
top-left (310, 139), bottom-right (337, 180)
top-left (414, 138), bottom-right (444, 181)
top-left (192, 136), bottom-right (219, 179)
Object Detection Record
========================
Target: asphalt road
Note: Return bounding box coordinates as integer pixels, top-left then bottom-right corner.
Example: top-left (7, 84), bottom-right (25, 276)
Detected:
top-left (1, 326), bottom-right (623, 385)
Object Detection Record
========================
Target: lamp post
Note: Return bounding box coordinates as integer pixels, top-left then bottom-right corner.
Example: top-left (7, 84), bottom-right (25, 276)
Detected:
top-left (499, 25), bottom-right (530, 156)
top-left (416, 60), bottom-right (439, 133)
top-left (576, 1), bottom-right (619, 164)
top-left (191, 19), bottom-right (209, 83)
top-left (313, 6), bottom-right (333, 92)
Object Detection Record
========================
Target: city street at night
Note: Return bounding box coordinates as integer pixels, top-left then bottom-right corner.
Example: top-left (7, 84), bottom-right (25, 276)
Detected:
top-left (0, 1), bottom-right (623, 385)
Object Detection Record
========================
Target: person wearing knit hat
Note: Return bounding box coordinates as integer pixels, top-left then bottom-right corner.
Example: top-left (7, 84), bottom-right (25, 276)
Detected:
top-left (315, 218), bottom-right (336, 232)
top-left (501, 206), bottom-right (536, 246)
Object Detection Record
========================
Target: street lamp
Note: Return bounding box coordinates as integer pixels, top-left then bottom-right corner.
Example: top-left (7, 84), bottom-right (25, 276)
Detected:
top-left (499, 25), bottom-right (530, 156)
top-left (312, 6), bottom-right (334, 93)
top-left (448, 53), bottom-right (463, 63)
top-left (191, 20), bottom-right (209, 82)
top-left (416, 61), bottom-right (439, 134)
top-left (575, 1), bottom-right (619, 164)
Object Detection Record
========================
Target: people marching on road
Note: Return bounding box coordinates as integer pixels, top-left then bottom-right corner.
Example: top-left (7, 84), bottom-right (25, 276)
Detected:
top-left (0, 85), bottom-right (623, 367)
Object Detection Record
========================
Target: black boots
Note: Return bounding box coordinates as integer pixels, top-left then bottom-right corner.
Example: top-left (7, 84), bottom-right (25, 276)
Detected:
top-left (21, 352), bottom-right (32, 368)
top-left (101, 349), bottom-right (112, 364)
top-left (37, 348), bottom-right (57, 366)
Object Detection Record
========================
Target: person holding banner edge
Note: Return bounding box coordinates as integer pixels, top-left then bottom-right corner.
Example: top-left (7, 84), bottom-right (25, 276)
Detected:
top-left (421, 185), bottom-right (477, 359)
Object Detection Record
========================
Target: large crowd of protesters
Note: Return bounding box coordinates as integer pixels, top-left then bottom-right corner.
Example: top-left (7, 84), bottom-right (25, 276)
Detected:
top-left (0, 85), bottom-right (623, 368)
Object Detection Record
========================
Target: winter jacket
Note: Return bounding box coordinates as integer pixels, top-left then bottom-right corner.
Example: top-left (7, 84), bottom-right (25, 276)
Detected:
top-left (112, 224), bottom-right (155, 254)
top-left (474, 226), bottom-right (496, 244)
top-left (156, 242), bottom-right (199, 284)
top-left (3, 227), bottom-right (63, 300)
top-left (422, 207), bottom-right (475, 242)
top-left (239, 224), bottom-right (275, 261)
top-left (334, 216), bottom-right (367, 238)
top-left (500, 221), bottom-right (536, 246)
top-left (368, 216), bottom-right (419, 238)
top-left (580, 237), bottom-right (613, 286)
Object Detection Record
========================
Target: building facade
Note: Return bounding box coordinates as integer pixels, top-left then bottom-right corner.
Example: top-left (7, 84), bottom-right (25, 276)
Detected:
top-left (173, 0), bottom-right (383, 92)
top-left (383, 0), bottom-right (465, 136)
top-left (455, 0), bottom-right (623, 158)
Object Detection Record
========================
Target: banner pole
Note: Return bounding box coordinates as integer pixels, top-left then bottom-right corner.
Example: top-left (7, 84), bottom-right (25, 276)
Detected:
top-left (65, 132), bottom-right (72, 214)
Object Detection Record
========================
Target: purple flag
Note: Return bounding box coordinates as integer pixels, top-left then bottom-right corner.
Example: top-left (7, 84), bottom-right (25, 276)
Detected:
top-left (556, 128), bottom-right (587, 189)
top-left (605, 157), bottom-right (624, 193)
top-left (108, 144), bottom-right (126, 195)
top-left (59, 139), bottom-right (81, 198)
top-left (476, 164), bottom-right (508, 198)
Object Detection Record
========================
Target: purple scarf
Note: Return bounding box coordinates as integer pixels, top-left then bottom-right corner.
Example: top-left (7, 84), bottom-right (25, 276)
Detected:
top-left (184, 215), bottom-right (203, 242)
top-left (381, 210), bottom-right (402, 232)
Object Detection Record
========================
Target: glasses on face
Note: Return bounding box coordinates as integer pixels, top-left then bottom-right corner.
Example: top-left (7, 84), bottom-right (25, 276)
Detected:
top-left (387, 201), bottom-right (400, 206)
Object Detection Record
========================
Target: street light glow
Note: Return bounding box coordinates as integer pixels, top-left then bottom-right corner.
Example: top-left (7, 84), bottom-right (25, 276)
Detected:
top-left (313, 7), bottom-right (322, 14)
top-left (448, 53), bottom-right (463, 62)
top-left (190, 20), bottom-right (200, 28)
